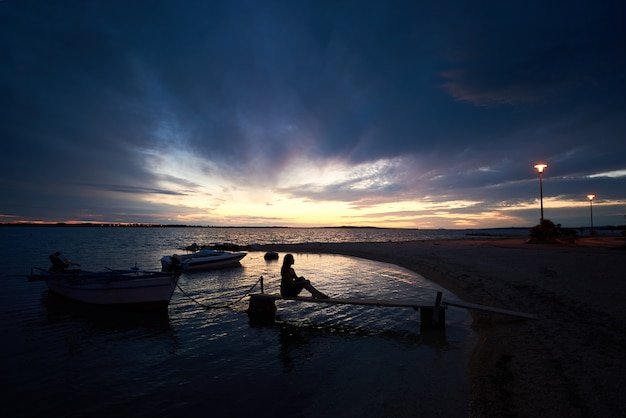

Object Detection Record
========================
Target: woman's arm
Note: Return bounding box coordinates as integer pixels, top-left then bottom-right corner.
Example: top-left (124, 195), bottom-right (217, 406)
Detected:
top-left (282, 267), bottom-right (298, 282)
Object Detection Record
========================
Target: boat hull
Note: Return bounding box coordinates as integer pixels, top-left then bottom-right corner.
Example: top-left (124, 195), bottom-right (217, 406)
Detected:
top-left (161, 250), bottom-right (246, 272)
top-left (34, 271), bottom-right (180, 308)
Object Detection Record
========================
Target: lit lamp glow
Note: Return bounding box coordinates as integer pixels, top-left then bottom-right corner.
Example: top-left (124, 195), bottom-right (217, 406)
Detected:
top-left (587, 194), bottom-right (595, 234)
top-left (534, 164), bottom-right (548, 222)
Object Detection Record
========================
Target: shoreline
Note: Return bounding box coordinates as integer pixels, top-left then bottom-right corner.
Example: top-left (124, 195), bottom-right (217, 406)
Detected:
top-left (260, 236), bottom-right (626, 416)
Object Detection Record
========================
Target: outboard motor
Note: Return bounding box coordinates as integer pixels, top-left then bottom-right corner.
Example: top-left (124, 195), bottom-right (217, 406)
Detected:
top-left (170, 255), bottom-right (182, 270)
top-left (49, 251), bottom-right (70, 272)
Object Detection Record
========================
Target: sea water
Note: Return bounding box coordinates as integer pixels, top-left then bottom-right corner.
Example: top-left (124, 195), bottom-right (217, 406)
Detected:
top-left (0, 226), bottom-right (490, 417)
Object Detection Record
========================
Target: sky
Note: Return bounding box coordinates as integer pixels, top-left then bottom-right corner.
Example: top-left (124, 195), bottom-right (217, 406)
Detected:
top-left (1, 0), bottom-right (625, 229)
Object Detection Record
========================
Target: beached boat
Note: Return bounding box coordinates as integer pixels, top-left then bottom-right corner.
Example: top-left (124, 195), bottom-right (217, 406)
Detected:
top-left (28, 252), bottom-right (180, 309)
top-left (160, 248), bottom-right (246, 272)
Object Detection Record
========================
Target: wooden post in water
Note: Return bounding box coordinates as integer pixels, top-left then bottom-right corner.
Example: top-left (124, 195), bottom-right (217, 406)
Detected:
top-left (419, 291), bottom-right (446, 330)
top-left (433, 291), bottom-right (443, 325)
top-left (246, 293), bottom-right (277, 324)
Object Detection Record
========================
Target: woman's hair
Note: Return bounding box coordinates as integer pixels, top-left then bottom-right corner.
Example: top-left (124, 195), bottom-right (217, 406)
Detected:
top-left (280, 254), bottom-right (294, 277)
top-left (283, 253), bottom-right (294, 265)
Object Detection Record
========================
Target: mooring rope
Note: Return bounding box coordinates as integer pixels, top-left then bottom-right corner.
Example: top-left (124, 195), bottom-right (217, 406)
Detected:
top-left (176, 276), bottom-right (264, 310)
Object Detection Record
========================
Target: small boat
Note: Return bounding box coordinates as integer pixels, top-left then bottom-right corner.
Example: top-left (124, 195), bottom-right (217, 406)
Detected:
top-left (160, 248), bottom-right (247, 272)
top-left (28, 252), bottom-right (181, 309)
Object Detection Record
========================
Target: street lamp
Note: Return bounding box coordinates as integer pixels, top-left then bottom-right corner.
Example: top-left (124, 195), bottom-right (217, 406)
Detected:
top-left (587, 194), bottom-right (595, 235)
top-left (534, 164), bottom-right (547, 222)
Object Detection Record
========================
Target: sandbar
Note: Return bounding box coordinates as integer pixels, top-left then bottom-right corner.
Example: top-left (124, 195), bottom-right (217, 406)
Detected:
top-left (260, 235), bottom-right (626, 417)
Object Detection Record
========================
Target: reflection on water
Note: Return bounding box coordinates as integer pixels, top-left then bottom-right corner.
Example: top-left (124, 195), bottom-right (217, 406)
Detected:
top-left (41, 291), bottom-right (175, 337)
top-left (2, 228), bottom-right (475, 417)
top-left (275, 320), bottom-right (448, 373)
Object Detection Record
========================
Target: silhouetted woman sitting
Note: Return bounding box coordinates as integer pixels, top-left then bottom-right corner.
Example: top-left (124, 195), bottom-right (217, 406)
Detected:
top-left (280, 253), bottom-right (329, 299)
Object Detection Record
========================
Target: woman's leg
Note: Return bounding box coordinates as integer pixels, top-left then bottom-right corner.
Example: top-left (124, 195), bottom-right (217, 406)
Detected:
top-left (281, 283), bottom-right (305, 297)
top-left (304, 282), bottom-right (329, 299)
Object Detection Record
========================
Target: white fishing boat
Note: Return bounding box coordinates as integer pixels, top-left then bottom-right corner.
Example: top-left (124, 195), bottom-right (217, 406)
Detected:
top-left (160, 248), bottom-right (246, 272)
top-left (28, 252), bottom-right (180, 309)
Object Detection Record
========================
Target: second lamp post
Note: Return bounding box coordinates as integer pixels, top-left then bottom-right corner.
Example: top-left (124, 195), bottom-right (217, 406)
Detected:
top-left (587, 194), bottom-right (595, 235)
top-left (534, 163), bottom-right (548, 222)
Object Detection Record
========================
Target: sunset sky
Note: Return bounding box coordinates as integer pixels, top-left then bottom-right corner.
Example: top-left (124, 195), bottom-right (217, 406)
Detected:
top-left (2, 0), bottom-right (625, 228)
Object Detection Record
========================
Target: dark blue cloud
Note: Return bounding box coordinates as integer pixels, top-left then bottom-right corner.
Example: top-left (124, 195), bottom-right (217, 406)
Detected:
top-left (1, 0), bottom-right (624, 226)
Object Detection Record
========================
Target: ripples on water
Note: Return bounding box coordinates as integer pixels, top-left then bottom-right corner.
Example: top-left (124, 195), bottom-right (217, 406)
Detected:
top-left (1, 227), bottom-right (478, 417)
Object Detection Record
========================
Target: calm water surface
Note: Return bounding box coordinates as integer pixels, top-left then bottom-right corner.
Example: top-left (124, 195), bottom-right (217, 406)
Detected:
top-left (1, 227), bottom-right (480, 417)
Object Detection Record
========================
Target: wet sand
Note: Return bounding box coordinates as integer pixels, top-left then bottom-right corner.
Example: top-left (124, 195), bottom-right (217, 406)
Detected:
top-left (260, 235), bottom-right (626, 417)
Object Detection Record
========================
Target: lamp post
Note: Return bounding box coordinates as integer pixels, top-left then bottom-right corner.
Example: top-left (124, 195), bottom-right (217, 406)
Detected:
top-left (534, 164), bottom-right (547, 223)
top-left (587, 194), bottom-right (595, 235)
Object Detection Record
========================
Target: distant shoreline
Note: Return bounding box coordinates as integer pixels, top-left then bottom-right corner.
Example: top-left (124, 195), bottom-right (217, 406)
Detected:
top-left (0, 222), bottom-right (538, 230)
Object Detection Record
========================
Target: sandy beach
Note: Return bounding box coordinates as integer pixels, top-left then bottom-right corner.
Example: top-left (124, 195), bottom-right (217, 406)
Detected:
top-left (261, 235), bottom-right (626, 417)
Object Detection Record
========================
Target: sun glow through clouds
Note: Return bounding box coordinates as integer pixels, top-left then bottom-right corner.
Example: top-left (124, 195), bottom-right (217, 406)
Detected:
top-left (129, 144), bottom-right (626, 228)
